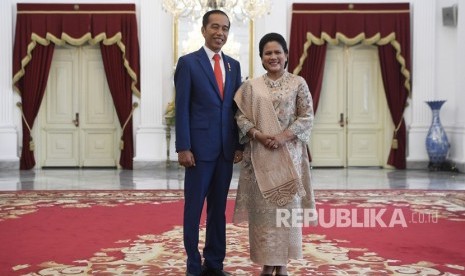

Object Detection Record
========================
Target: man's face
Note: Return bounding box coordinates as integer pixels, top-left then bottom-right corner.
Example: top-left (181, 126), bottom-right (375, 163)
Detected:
top-left (202, 13), bottom-right (230, 53)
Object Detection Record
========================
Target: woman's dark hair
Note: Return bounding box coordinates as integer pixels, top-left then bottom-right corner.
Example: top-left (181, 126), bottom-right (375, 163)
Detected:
top-left (202, 9), bottom-right (230, 28)
top-left (259, 32), bottom-right (289, 69)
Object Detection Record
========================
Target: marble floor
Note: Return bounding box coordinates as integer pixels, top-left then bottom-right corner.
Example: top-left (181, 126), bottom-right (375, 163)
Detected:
top-left (1, 166), bottom-right (465, 191)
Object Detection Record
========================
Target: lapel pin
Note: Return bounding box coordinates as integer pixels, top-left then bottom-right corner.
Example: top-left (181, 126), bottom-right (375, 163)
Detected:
top-left (227, 62), bottom-right (231, 72)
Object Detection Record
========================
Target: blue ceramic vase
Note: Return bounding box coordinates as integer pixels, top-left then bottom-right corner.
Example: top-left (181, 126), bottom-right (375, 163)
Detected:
top-left (425, 100), bottom-right (450, 166)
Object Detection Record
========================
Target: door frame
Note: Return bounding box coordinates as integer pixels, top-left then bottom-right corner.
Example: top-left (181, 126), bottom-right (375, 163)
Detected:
top-left (33, 45), bottom-right (121, 169)
top-left (310, 43), bottom-right (394, 168)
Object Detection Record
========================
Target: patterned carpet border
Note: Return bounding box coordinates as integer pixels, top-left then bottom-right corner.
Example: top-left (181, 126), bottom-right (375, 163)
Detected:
top-left (2, 189), bottom-right (464, 222)
top-left (1, 189), bottom-right (464, 202)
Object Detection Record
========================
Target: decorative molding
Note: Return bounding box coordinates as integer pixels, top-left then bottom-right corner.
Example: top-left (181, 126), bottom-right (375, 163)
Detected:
top-left (0, 161), bottom-right (19, 170)
top-left (406, 160), bottom-right (429, 170)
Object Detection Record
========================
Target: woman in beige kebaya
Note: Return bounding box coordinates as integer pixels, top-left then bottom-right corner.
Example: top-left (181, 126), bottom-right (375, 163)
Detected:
top-left (233, 32), bottom-right (316, 276)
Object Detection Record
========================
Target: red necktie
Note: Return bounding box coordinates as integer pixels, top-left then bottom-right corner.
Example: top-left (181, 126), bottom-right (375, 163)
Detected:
top-left (213, 54), bottom-right (224, 100)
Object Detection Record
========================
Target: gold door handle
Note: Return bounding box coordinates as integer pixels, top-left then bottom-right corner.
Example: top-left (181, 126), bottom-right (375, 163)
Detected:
top-left (339, 113), bottom-right (345, 127)
top-left (72, 113), bottom-right (79, 127)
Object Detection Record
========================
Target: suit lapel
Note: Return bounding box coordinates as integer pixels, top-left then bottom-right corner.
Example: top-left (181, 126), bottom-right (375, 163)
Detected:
top-left (222, 54), bottom-right (232, 101)
top-left (195, 48), bottom-right (222, 100)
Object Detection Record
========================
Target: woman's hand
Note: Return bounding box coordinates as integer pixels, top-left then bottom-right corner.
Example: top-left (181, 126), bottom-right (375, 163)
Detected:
top-left (254, 131), bottom-right (275, 149)
top-left (268, 130), bottom-right (296, 150)
top-left (250, 129), bottom-right (295, 150)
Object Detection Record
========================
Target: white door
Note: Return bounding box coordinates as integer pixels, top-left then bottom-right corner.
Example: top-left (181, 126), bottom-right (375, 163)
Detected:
top-left (309, 44), bottom-right (394, 167)
top-left (35, 45), bottom-right (121, 168)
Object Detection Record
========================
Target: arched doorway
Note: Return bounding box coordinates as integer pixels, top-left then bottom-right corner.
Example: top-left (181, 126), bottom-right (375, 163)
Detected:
top-left (289, 3), bottom-right (411, 169)
top-left (34, 45), bottom-right (121, 168)
top-left (310, 44), bottom-right (394, 167)
top-left (12, 3), bottom-right (140, 169)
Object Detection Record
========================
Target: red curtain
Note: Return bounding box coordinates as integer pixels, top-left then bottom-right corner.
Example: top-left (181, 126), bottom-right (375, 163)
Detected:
top-left (17, 44), bottom-right (55, 170)
top-left (12, 4), bottom-right (140, 170)
top-left (298, 44), bottom-right (327, 113)
top-left (378, 45), bottom-right (408, 169)
top-left (289, 3), bottom-right (411, 169)
top-left (100, 44), bottom-right (135, 169)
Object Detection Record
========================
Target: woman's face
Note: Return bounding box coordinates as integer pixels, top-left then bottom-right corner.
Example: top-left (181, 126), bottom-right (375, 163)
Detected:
top-left (261, 41), bottom-right (288, 75)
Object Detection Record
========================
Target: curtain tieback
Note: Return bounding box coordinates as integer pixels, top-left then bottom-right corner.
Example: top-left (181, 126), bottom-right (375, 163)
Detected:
top-left (120, 102), bottom-right (139, 150)
top-left (391, 117), bottom-right (404, 150)
top-left (16, 102), bottom-right (35, 151)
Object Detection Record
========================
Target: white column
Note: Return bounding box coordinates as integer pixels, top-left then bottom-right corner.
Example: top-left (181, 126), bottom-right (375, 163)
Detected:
top-left (406, 0), bottom-right (436, 166)
top-left (134, 0), bottom-right (174, 168)
top-left (452, 0), bottom-right (465, 171)
top-left (0, 0), bottom-right (19, 169)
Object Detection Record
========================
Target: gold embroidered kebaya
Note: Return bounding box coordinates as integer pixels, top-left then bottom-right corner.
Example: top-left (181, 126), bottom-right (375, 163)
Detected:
top-left (233, 72), bottom-right (316, 264)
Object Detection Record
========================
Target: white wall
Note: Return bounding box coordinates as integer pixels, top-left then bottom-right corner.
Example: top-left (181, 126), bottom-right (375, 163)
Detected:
top-left (453, 0), bottom-right (465, 171)
top-left (1, 0), bottom-right (464, 171)
top-left (408, 0), bottom-right (464, 170)
top-left (408, 0), bottom-right (438, 166)
top-left (0, 0), bottom-right (17, 169)
top-left (435, 0), bottom-right (465, 170)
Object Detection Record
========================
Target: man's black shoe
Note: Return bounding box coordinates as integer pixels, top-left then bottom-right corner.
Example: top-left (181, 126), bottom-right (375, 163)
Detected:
top-left (201, 268), bottom-right (231, 276)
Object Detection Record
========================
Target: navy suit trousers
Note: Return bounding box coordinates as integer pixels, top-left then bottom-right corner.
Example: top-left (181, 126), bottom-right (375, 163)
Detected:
top-left (183, 154), bottom-right (233, 274)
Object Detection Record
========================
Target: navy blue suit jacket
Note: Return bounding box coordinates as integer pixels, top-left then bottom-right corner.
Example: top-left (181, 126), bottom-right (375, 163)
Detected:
top-left (174, 47), bottom-right (242, 161)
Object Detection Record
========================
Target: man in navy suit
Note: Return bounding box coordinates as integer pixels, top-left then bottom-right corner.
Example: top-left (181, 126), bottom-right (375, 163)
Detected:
top-left (174, 9), bottom-right (243, 276)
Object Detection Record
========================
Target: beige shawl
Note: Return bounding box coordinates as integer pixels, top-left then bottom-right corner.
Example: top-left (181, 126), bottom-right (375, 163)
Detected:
top-left (234, 76), bottom-right (299, 207)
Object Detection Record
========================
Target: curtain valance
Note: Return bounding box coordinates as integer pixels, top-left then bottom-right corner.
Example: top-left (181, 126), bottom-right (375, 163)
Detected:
top-left (13, 3), bottom-right (140, 97)
top-left (290, 3), bottom-right (411, 95)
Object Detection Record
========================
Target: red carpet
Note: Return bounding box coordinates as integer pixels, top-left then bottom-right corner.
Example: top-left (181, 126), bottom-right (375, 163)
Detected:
top-left (0, 190), bottom-right (464, 275)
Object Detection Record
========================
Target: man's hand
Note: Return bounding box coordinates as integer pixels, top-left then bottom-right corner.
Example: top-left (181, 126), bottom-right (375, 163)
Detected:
top-left (233, 150), bottom-right (243, 163)
top-left (178, 150), bottom-right (196, 167)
